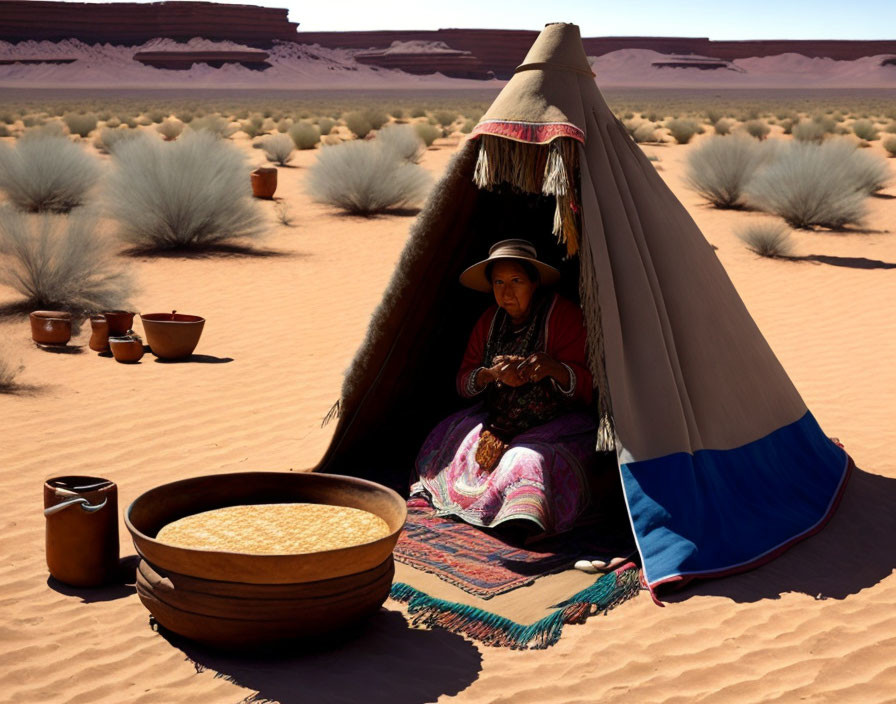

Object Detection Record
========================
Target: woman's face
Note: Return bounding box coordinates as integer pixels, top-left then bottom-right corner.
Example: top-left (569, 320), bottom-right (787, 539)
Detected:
top-left (491, 260), bottom-right (537, 322)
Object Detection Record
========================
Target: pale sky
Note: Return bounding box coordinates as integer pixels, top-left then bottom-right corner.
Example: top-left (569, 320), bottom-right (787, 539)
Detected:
top-left (70, 0), bottom-right (895, 39)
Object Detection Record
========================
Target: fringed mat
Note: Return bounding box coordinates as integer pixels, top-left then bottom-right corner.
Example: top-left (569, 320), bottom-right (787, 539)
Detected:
top-left (388, 498), bottom-right (641, 649)
top-left (394, 498), bottom-right (635, 599)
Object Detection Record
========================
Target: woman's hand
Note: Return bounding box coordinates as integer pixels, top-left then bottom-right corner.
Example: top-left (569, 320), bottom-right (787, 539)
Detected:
top-left (515, 352), bottom-right (570, 387)
top-left (480, 355), bottom-right (528, 388)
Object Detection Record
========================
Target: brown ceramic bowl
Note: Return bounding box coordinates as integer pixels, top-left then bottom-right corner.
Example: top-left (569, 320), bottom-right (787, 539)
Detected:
top-left (102, 310), bottom-right (135, 336)
top-left (125, 472), bottom-right (407, 584)
top-left (30, 310), bottom-right (72, 346)
top-left (139, 313), bottom-right (205, 360)
top-left (109, 336), bottom-right (145, 364)
top-left (126, 471), bottom-right (406, 648)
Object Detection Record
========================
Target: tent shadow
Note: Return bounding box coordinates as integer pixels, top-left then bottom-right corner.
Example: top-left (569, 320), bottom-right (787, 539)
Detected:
top-left (157, 608), bottom-right (482, 704)
top-left (665, 466), bottom-right (896, 604)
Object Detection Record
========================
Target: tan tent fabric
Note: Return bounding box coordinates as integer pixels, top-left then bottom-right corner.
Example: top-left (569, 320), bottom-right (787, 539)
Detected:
top-left (317, 22), bottom-right (851, 595)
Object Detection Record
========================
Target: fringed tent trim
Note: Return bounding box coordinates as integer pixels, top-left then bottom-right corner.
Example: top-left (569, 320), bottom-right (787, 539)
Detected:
top-left (389, 564), bottom-right (641, 650)
top-left (471, 119), bottom-right (585, 145)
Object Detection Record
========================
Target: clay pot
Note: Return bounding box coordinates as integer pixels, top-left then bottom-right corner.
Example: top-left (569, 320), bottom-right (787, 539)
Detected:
top-left (251, 167), bottom-right (277, 199)
top-left (109, 335), bottom-right (145, 363)
top-left (44, 475), bottom-right (119, 587)
top-left (140, 312), bottom-right (205, 360)
top-left (88, 315), bottom-right (110, 352)
top-left (30, 310), bottom-right (72, 346)
top-left (102, 310), bottom-right (135, 336)
top-left (126, 471), bottom-right (407, 648)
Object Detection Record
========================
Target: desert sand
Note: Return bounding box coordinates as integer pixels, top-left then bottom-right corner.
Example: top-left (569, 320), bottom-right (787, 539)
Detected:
top-left (1, 122), bottom-right (895, 703)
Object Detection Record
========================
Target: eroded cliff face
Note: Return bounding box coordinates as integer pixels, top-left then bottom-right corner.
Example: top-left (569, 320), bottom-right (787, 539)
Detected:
top-left (0, 0), bottom-right (299, 48)
top-left (2, 2), bottom-right (894, 79)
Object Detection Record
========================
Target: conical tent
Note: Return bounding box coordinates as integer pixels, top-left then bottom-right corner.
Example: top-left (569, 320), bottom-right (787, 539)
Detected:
top-left (317, 23), bottom-right (852, 594)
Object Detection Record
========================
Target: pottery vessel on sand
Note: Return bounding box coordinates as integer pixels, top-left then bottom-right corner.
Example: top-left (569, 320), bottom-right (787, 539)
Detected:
top-left (44, 476), bottom-right (119, 587)
top-left (109, 334), bottom-right (145, 363)
top-left (140, 312), bottom-right (205, 360)
top-left (251, 167), bottom-right (277, 199)
top-left (126, 471), bottom-right (407, 648)
top-left (102, 310), bottom-right (135, 336)
top-left (30, 310), bottom-right (72, 346)
top-left (89, 315), bottom-right (110, 352)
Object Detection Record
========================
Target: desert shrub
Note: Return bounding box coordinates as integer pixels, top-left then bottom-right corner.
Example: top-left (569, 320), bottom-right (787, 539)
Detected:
top-left (0, 112), bottom-right (15, 124)
top-left (743, 120), bottom-right (770, 140)
top-left (706, 108), bottom-right (724, 123)
top-left (93, 127), bottom-right (141, 154)
top-left (851, 119), bottom-right (878, 141)
top-left (0, 133), bottom-right (100, 212)
top-left (344, 111), bottom-right (373, 139)
top-left (792, 120), bottom-right (827, 143)
top-left (413, 122), bottom-right (441, 147)
top-left (288, 122), bottom-right (320, 150)
top-left (317, 117), bottom-right (336, 136)
top-left (460, 119), bottom-right (476, 134)
top-left (363, 109), bottom-right (389, 131)
top-left (104, 117), bottom-right (121, 128)
top-left (190, 114), bottom-right (236, 138)
top-left (276, 118), bottom-right (292, 133)
top-left (145, 109), bottom-right (167, 124)
top-left (105, 131), bottom-right (265, 250)
top-left (0, 125), bottom-right (9, 137)
top-left (0, 207), bottom-right (133, 313)
top-left (376, 124), bottom-right (424, 163)
top-left (735, 221), bottom-right (793, 258)
top-left (665, 118), bottom-right (699, 144)
top-left (262, 133), bottom-right (295, 165)
top-left (0, 344), bottom-right (24, 392)
top-left (743, 139), bottom-right (869, 229)
top-left (274, 200), bottom-right (294, 226)
top-left (410, 107), bottom-right (426, 118)
top-left (390, 108), bottom-right (405, 120)
top-left (848, 147), bottom-right (891, 194)
top-left (156, 119), bottom-right (184, 141)
top-left (63, 112), bottom-right (98, 137)
top-left (812, 114), bottom-right (838, 133)
top-left (22, 115), bottom-right (44, 128)
top-left (118, 115), bottom-right (138, 129)
top-left (241, 114), bottom-right (267, 138)
top-left (433, 110), bottom-right (457, 128)
top-left (307, 140), bottom-right (432, 215)
top-left (883, 136), bottom-right (896, 157)
top-left (714, 118), bottom-right (733, 135)
top-left (175, 111), bottom-right (194, 124)
top-left (885, 121), bottom-right (896, 134)
top-left (684, 134), bottom-right (771, 208)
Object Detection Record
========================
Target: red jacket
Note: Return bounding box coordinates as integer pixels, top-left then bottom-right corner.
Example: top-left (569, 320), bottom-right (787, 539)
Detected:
top-left (456, 292), bottom-right (593, 405)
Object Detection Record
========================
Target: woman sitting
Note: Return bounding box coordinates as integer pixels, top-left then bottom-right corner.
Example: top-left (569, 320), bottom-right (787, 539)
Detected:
top-left (411, 239), bottom-right (599, 541)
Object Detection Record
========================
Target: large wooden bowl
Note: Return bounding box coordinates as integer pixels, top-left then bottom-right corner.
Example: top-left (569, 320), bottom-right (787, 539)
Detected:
top-left (126, 472), bottom-right (407, 648)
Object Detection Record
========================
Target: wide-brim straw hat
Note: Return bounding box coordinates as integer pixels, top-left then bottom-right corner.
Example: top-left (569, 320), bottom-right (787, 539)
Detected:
top-left (459, 239), bottom-right (561, 293)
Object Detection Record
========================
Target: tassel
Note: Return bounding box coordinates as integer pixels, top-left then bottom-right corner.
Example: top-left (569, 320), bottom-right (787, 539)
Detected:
top-left (389, 566), bottom-right (640, 650)
top-left (321, 399), bottom-right (341, 427)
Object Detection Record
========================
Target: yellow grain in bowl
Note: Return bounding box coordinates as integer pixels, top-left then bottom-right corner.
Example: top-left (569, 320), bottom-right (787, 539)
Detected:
top-left (155, 503), bottom-right (390, 555)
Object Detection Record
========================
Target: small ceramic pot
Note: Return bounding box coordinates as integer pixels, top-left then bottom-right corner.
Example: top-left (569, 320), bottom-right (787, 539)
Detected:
top-left (88, 315), bottom-right (110, 352)
top-left (30, 310), bottom-right (72, 346)
top-left (103, 310), bottom-right (135, 336)
top-left (251, 167), bottom-right (277, 199)
top-left (140, 312), bottom-right (205, 360)
top-left (109, 335), bottom-right (145, 364)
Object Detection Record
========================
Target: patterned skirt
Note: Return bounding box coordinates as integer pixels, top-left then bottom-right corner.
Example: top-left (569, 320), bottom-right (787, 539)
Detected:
top-left (411, 402), bottom-right (597, 535)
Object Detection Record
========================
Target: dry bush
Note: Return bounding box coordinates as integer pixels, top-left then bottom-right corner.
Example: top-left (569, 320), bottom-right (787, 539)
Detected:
top-left (433, 110), bottom-right (457, 128)
top-left (344, 111), bottom-right (373, 139)
top-left (317, 117), bottom-right (336, 136)
top-left (262, 133), bottom-right (296, 165)
top-left (93, 126), bottom-right (141, 154)
top-left (0, 344), bottom-right (24, 392)
top-left (883, 136), bottom-right (896, 157)
top-left (460, 119), bottom-right (476, 134)
top-left (288, 122), bottom-right (320, 150)
top-left (742, 120), bottom-right (770, 140)
top-left (274, 200), bottom-right (294, 226)
top-left (851, 119), bottom-right (879, 141)
top-left (0, 207), bottom-right (133, 313)
top-left (307, 140), bottom-right (432, 215)
top-left (0, 133), bottom-right (100, 212)
top-left (190, 114), bottom-right (237, 138)
top-left (413, 122), bottom-right (441, 147)
top-left (684, 134), bottom-right (775, 208)
top-left (735, 221), bottom-right (793, 258)
top-left (156, 119), bottom-right (185, 141)
top-left (792, 119), bottom-right (829, 143)
top-left (743, 139), bottom-right (870, 229)
top-left (276, 118), bottom-right (292, 133)
top-left (714, 118), bottom-right (734, 135)
top-left (665, 118), bottom-right (700, 144)
top-left (106, 131), bottom-right (265, 251)
top-left (376, 124), bottom-right (424, 163)
top-left (63, 112), bottom-right (98, 137)
top-left (849, 147), bottom-right (891, 194)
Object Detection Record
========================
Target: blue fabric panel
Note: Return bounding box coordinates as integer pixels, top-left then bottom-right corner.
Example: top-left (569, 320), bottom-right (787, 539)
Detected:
top-left (620, 411), bottom-right (848, 586)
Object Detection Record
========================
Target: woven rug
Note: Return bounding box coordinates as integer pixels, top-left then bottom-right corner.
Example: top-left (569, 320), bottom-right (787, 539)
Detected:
top-left (388, 498), bottom-right (641, 649)
top-left (394, 498), bottom-right (636, 599)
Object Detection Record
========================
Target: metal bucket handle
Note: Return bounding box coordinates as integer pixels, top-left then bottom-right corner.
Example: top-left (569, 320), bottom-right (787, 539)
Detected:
top-left (44, 497), bottom-right (109, 517)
